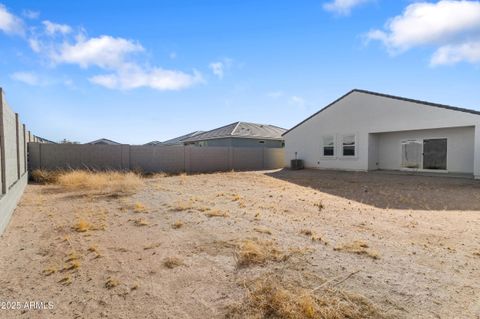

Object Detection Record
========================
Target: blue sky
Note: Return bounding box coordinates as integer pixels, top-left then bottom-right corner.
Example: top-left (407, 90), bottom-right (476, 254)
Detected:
top-left (1, 0), bottom-right (480, 144)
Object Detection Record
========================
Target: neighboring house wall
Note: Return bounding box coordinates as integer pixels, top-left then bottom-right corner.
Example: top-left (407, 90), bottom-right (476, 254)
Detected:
top-left (284, 91), bottom-right (480, 178)
top-left (187, 137), bottom-right (284, 148)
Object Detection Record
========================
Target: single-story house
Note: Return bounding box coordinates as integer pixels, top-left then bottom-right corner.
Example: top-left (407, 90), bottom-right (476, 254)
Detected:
top-left (182, 122), bottom-right (286, 148)
top-left (162, 131), bottom-right (205, 146)
top-left (283, 89), bottom-right (480, 179)
top-left (86, 138), bottom-right (121, 145)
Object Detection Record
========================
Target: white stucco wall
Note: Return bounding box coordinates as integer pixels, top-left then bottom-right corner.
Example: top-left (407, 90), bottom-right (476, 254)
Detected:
top-left (375, 126), bottom-right (474, 173)
top-left (284, 91), bottom-right (480, 177)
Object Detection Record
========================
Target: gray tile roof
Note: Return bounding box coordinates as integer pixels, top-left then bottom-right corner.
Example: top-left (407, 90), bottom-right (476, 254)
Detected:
top-left (144, 140), bottom-right (163, 146)
top-left (85, 138), bottom-right (121, 145)
top-left (35, 136), bottom-right (57, 144)
top-left (182, 122), bottom-right (286, 143)
top-left (162, 131), bottom-right (205, 145)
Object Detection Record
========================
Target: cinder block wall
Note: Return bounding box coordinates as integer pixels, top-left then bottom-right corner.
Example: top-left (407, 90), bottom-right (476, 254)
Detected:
top-left (29, 143), bottom-right (285, 174)
top-left (0, 88), bottom-right (33, 235)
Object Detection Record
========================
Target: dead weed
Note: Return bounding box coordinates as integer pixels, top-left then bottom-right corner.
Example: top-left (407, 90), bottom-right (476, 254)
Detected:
top-left (55, 170), bottom-right (144, 195)
top-left (234, 239), bottom-right (286, 267)
top-left (334, 240), bottom-right (380, 260)
top-left (227, 275), bottom-right (384, 319)
top-left (205, 209), bottom-right (229, 218)
top-left (163, 256), bottom-right (184, 269)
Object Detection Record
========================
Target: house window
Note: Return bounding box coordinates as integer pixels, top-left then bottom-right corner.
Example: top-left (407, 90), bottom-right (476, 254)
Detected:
top-left (322, 135), bottom-right (335, 157)
top-left (342, 134), bottom-right (356, 157)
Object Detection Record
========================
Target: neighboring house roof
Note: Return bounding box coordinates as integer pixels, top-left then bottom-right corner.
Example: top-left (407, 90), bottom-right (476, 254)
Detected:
top-left (34, 136), bottom-right (57, 144)
top-left (162, 131), bottom-right (205, 145)
top-left (86, 138), bottom-right (121, 145)
top-left (283, 89), bottom-right (480, 136)
top-left (182, 122), bottom-right (286, 143)
top-left (144, 140), bottom-right (163, 146)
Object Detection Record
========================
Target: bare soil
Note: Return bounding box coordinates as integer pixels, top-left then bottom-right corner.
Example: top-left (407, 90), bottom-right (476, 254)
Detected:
top-left (0, 169), bottom-right (479, 318)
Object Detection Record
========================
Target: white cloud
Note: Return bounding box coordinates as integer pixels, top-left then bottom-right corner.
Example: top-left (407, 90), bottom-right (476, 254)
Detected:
top-left (11, 71), bottom-right (75, 87)
top-left (0, 5), bottom-right (203, 91)
top-left (209, 58), bottom-right (233, 79)
top-left (28, 37), bottom-right (41, 52)
top-left (431, 41), bottom-right (480, 65)
top-left (323, 0), bottom-right (372, 15)
top-left (367, 0), bottom-right (480, 65)
top-left (11, 71), bottom-right (40, 85)
top-left (51, 34), bottom-right (203, 91)
top-left (0, 4), bottom-right (24, 35)
top-left (51, 35), bottom-right (144, 69)
top-left (42, 20), bottom-right (72, 36)
top-left (209, 62), bottom-right (224, 78)
top-left (267, 91), bottom-right (284, 99)
top-left (89, 64), bottom-right (203, 91)
top-left (289, 95), bottom-right (306, 108)
top-left (22, 9), bottom-right (39, 19)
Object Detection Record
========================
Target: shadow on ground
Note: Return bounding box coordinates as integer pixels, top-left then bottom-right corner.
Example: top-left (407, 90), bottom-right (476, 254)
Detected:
top-left (266, 169), bottom-right (480, 211)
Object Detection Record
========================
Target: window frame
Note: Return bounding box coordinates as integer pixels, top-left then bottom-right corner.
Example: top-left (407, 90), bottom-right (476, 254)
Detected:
top-left (321, 134), bottom-right (336, 158)
top-left (341, 134), bottom-right (357, 158)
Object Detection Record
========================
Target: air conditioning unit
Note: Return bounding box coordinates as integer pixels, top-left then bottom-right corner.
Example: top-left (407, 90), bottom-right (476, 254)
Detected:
top-left (291, 159), bottom-right (304, 170)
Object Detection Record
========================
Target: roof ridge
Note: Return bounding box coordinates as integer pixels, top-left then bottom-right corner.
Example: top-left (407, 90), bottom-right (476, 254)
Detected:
top-left (230, 121), bottom-right (241, 136)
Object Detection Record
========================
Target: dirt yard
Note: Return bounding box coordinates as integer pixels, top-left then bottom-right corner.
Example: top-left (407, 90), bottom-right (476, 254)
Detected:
top-left (0, 169), bottom-right (479, 318)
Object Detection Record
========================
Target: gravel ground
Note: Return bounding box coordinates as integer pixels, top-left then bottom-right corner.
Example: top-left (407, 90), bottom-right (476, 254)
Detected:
top-left (0, 169), bottom-right (479, 319)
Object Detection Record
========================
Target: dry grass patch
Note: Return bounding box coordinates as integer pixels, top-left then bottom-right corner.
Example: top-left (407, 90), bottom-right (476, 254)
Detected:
top-left (234, 240), bottom-right (286, 267)
top-left (31, 169), bottom-right (60, 184)
top-left (133, 202), bottom-right (148, 213)
top-left (143, 242), bottom-right (161, 250)
top-left (65, 251), bottom-right (80, 262)
top-left (301, 229), bottom-right (328, 245)
top-left (300, 229), bottom-right (313, 236)
top-left (227, 276), bottom-right (384, 319)
top-left (42, 266), bottom-right (57, 276)
top-left (62, 252), bottom-right (81, 271)
top-left (334, 240), bottom-right (380, 260)
top-left (62, 252), bottom-right (81, 272)
top-left (59, 276), bottom-right (72, 286)
top-left (314, 201), bottom-right (325, 212)
top-left (172, 220), bottom-right (184, 229)
top-left (205, 209), bottom-right (229, 218)
top-left (105, 277), bottom-right (120, 289)
top-left (132, 218), bottom-right (149, 227)
top-left (73, 219), bottom-right (91, 232)
top-left (254, 226), bottom-right (272, 235)
top-left (87, 245), bottom-right (98, 253)
top-left (88, 245), bottom-right (102, 258)
top-left (163, 256), bottom-right (184, 269)
top-left (171, 200), bottom-right (195, 212)
top-left (55, 170), bottom-right (144, 194)
top-left (63, 260), bottom-right (81, 271)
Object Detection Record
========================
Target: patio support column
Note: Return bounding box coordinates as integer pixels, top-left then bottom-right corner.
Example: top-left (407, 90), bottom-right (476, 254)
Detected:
top-left (474, 125), bottom-right (480, 180)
